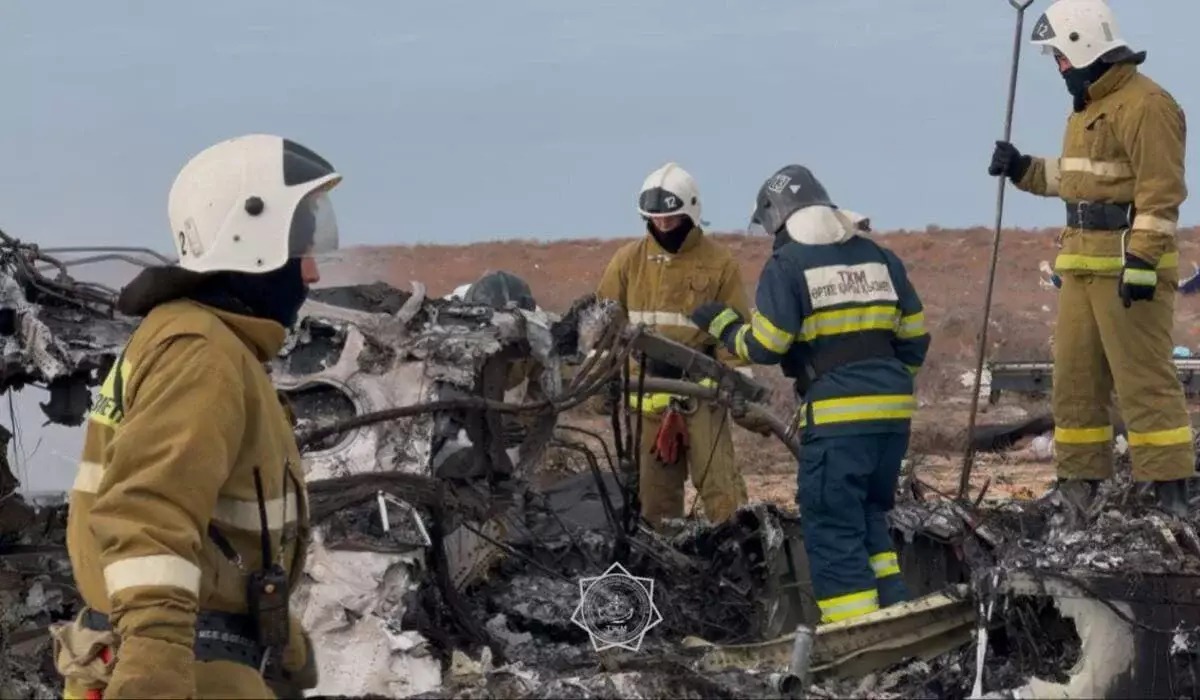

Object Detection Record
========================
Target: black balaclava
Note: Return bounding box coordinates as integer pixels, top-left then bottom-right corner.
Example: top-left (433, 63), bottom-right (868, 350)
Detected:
top-left (645, 215), bottom-right (694, 254)
top-left (1062, 59), bottom-right (1113, 112)
top-left (187, 258), bottom-right (309, 329)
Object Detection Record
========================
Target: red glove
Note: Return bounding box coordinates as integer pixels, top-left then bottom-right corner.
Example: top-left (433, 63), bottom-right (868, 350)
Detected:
top-left (653, 408), bottom-right (689, 465)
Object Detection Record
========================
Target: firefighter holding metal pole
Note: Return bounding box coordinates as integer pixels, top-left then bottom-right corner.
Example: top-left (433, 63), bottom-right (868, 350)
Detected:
top-left (988, 0), bottom-right (1193, 518)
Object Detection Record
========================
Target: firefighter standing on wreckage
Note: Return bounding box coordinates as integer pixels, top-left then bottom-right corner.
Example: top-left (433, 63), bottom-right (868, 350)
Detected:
top-left (55, 134), bottom-right (338, 699)
top-left (691, 165), bottom-right (931, 624)
top-left (988, 0), bottom-right (1193, 518)
top-left (596, 162), bottom-right (771, 528)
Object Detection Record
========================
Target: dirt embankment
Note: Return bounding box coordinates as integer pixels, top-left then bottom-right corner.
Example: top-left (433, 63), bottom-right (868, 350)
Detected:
top-left (325, 226), bottom-right (1200, 505)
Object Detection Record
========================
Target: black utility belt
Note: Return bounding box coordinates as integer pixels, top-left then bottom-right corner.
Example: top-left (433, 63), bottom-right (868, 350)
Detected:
top-left (1065, 201), bottom-right (1131, 231)
top-left (81, 608), bottom-right (266, 671)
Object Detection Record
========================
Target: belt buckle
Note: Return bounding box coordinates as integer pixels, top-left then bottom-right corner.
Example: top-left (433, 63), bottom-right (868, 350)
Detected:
top-left (1075, 201), bottom-right (1087, 228)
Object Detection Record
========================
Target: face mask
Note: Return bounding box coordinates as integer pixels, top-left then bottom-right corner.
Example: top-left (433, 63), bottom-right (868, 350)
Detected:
top-left (1061, 60), bottom-right (1112, 112)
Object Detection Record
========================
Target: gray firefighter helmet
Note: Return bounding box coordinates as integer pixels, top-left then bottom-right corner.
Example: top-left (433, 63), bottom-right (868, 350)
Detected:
top-left (748, 164), bottom-right (835, 237)
top-left (464, 270), bottom-right (536, 311)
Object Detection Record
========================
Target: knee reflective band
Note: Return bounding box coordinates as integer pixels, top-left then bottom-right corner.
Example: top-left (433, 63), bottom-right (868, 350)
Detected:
top-left (1127, 425), bottom-right (1193, 447)
top-left (797, 395), bottom-right (916, 428)
top-left (869, 551), bottom-right (901, 579)
top-left (1054, 425), bottom-right (1114, 445)
top-left (818, 589), bottom-right (880, 624)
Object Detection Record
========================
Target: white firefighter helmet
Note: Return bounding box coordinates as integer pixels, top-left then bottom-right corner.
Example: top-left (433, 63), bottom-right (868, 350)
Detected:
top-left (1029, 0), bottom-right (1132, 69)
top-left (637, 162), bottom-right (702, 226)
top-left (167, 134), bottom-right (343, 275)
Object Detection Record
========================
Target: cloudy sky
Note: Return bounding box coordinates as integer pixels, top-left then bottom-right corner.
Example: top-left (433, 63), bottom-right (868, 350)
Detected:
top-left (2, 0), bottom-right (1195, 490)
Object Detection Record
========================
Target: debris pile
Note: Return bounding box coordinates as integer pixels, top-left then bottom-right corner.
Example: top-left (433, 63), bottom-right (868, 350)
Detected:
top-left (0, 233), bottom-right (1196, 699)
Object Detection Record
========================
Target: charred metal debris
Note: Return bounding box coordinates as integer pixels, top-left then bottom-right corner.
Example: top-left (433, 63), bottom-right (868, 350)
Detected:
top-left (0, 232), bottom-right (1196, 697)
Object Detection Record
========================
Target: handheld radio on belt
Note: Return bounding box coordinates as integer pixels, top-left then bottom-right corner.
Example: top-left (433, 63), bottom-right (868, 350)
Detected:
top-left (248, 466), bottom-right (290, 669)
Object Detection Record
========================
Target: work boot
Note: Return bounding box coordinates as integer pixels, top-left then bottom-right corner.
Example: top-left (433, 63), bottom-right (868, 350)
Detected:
top-left (1154, 479), bottom-right (1190, 518)
top-left (1054, 478), bottom-right (1102, 529)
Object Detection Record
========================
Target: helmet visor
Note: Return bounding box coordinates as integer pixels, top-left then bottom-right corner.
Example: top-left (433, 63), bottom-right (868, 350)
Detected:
top-left (288, 190), bottom-right (339, 258)
top-left (746, 200), bottom-right (769, 236)
top-left (638, 187), bottom-right (686, 217)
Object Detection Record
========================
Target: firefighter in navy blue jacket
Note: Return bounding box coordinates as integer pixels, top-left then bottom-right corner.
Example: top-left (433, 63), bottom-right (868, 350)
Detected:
top-left (691, 164), bottom-right (932, 624)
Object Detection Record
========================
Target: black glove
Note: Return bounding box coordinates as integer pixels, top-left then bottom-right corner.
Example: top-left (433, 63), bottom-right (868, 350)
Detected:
top-left (1119, 254), bottom-right (1157, 307)
top-left (988, 141), bottom-right (1031, 181)
top-left (690, 302), bottom-right (743, 343)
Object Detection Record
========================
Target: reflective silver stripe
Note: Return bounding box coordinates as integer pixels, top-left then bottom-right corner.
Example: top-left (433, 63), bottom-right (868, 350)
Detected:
top-left (1043, 157), bottom-right (1062, 196)
top-left (75, 460), bottom-right (296, 531)
top-left (897, 312), bottom-right (926, 340)
top-left (627, 310), bottom-right (697, 329)
top-left (212, 496), bottom-right (298, 531)
top-left (73, 460), bottom-right (104, 493)
top-left (1132, 214), bottom-right (1178, 236)
top-left (1059, 157), bottom-right (1133, 179)
top-left (104, 554), bottom-right (201, 596)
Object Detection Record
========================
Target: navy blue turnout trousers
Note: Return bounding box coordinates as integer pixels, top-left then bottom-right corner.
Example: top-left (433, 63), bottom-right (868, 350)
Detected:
top-left (797, 431), bottom-right (911, 622)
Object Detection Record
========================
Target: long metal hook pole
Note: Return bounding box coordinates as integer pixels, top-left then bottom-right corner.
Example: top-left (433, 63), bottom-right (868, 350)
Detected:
top-left (959, 0), bottom-right (1035, 501)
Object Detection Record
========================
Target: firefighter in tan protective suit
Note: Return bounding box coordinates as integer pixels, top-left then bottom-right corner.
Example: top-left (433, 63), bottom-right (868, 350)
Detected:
top-left (597, 162), bottom-right (769, 528)
top-left (55, 134), bottom-right (342, 698)
top-left (988, 0), bottom-right (1193, 518)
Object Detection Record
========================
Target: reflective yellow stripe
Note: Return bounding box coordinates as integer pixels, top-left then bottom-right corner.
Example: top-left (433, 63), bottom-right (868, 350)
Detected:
top-left (905, 364), bottom-right (920, 376)
top-left (88, 350), bottom-right (132, 428)
top-left (708, 308), bottom-right (740, 339)
top-left (1054, 425), bottom-right (1113, 444)
top-left (799, 305), bottom-right (900, 342)
top-left (1055, 251), bottom-right (1179, 272)
top-left (870, 552), bottom-right (901, 578)
top-left (896, 312), bottom-right (925, 340)
top-left (809, 394), bottom-right (915, 425)
top-left (628, 392), bottom-right (672, 414)
top-left (1127, 425), bottom-right (1193, 447)
top-left (1132, 214), bottom-right (1178, 236)
top-left (750, 311), bottom-right (792, 353)
top-left (1043, 157), bottom-right (1062, 197)
top-left (104, 554), bottom-right (201, 596)
top-left (734, 324), bottom-right (751, 362)
top-left (1059, 157), bottom-right (1133, 178)
top-left (627, 378), bottom-right (716, 414)
top-left (818, 589), bottom-right (880, 623)
top-left (1123, 268), bottom-right (1156, 286)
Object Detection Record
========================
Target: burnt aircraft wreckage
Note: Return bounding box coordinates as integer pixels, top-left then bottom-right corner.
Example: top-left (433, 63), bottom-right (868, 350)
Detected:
top-left (0, 230), bottom-right (1197, 699)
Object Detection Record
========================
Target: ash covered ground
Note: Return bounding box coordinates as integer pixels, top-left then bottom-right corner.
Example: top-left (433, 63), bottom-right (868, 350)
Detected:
top-left (3, 461), bottom-right (1200, 698)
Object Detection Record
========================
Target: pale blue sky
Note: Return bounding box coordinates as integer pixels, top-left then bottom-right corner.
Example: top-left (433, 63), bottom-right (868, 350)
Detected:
top-left (2, 0), bottom-right (1197, 491)
top-left (3, 0), bottom-right (1197, 253)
